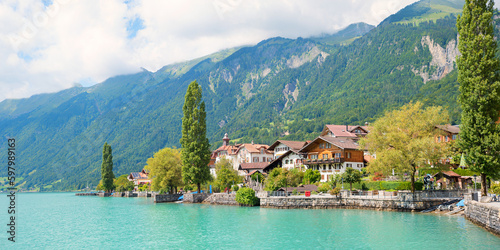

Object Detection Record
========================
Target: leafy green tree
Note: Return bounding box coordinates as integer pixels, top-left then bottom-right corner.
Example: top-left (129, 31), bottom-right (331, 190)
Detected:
top-left (114, 175), bottom-right (134, 192)
top-left (144, 147), bottom-right (183, 193)
top-left (342, 167), bottom-right (362, 191)
top-left (303, 169), bottom-right (321, 184)
top-left (457, 0), bottom-right (500, 196)
top-left (180, 80), bottom-right (212, 192)
top-left (100, 142), bottom-right (115, 192)
top-left (264, 168), bottom-right (303, 191)
top-left (214, 158), bottom-right (242, 192)
top-left (359, 102), bottom-right (449, 192)
top-left (251, 171), bottom-right (265, 183)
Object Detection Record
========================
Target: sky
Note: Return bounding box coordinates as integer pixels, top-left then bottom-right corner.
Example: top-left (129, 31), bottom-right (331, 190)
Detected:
top-left (0, 0), bottom-right (420, 102)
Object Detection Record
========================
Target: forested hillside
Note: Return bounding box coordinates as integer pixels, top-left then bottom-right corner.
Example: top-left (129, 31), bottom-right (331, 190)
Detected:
top-left (1, 0), bottom-right (492, 190)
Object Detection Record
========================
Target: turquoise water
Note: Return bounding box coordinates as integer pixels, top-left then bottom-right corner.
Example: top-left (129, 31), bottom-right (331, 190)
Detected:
top-left (1, 193), bottom-right (499, 249)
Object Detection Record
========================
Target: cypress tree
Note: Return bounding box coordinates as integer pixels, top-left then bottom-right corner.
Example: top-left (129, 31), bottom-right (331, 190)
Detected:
top-left (100, 142), bottom-right (115, 192)
top-left (180, 80), bottom-right (211, 192)
top-left (457, 0), bottom-right (500, 195)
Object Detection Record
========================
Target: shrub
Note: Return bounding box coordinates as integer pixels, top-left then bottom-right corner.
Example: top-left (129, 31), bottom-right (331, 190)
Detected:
top-left (371, 172), bottom-right (384, 181)
top-left (235, 187), bottom-right (259, 206)
top-left (311, 191), bottom-right (318, 195)
top-left (232, 185), bottom-right (239, 192)
top-left (292, 189), bottom-right (298, 195)
top-left (317, 183), bottom-right (330, 193)
top-left (489, 183), bottom-right (500, 195)
top-left (329, 187), bottom-right (341, 196)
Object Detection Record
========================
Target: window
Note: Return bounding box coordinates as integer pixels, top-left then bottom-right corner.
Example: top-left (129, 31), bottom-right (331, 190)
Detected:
top-left (347, 163), bottom-right (352, 168)
top-left (263, 157), bottom-right (266, 162)
top-left (445, 136), bottom-right (449, 142)
top-left (357, 164), bottom-right (363, 168)
top-left (260, 149), bottom-right (264, 154)
top-left (310, 154), bottom-right (318, 159)
top-left (321, 175), bottom-right (325, 180)
top-left (319, 143), bottom-right (324, 149)
top-left (437, 137), bottom-right (441, 142)
top-left (452, 134), bottom-right (457, 140)
top-left (329, 165), bottom-right (332, 170)
top-left (326, 143), bottom-right (331, 148)
top-left (335, 153), bottom-right (341, 158)
top-left (253, 157), bottom-right (259, 162)
top-left (285, 160), bottom-right (289, 164)
top-left (347, 152), bottom-right (351, 158)
top-left (323, 154), bottom-right (328, 159)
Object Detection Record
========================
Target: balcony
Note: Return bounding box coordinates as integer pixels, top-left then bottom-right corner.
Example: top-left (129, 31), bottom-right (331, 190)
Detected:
top-left (304, 158), bottom-right (344, 165)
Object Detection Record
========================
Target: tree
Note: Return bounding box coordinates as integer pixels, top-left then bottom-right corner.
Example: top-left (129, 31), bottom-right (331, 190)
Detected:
top-left (302, 169), bottom-right (321, 184)
top-left (214, 158), bottom-right (242, 192)
top-left (100, 142), bottom-right (115, 192)
top-left (144, 147), bottom-right (183, 193)
top-left (264, 168), bottom-right (303, 191)
top-left (114, 174), bottom-right (134, 192)
top-left (457, 0), bottom-right (500, 196)
top-left (359, 102), bottom-right (449, 192)
top-left (180, 80), bottom-right (212, 192)
top-left (342, 167), bottom-right (362, 191)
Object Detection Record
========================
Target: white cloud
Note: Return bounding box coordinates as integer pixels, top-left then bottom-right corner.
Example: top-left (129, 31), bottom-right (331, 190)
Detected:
top-left (0, 0), bottom-right (418, 102)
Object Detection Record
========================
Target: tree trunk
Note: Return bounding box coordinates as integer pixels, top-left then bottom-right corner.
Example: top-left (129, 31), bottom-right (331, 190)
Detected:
top-left (197, 183), bottom-right (201, 193)
top-left (411, 171), bottom-right (415, 193)
top-left (481, 173), bottom-right (487, 196)
top-left (350, 183), bottom-right (353, 191)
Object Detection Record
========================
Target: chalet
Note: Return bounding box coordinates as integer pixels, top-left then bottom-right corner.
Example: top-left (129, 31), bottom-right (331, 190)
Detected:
top-left (435, 124), bottom-right (460, 143)
top-left (127, 169), bottom-right (151, 189)
top-left (433, 171), bottom-right (472, 189)
top-left (266, 140), bottom-right (308, 170)
top-left (320, 124), bottom-right (369, 139)
top-left (299, 136), bottom-right (365, 182)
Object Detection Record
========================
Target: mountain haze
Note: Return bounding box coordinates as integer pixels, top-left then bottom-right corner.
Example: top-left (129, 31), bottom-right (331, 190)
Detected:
top-left (2, 0), bottom-right (492, 190)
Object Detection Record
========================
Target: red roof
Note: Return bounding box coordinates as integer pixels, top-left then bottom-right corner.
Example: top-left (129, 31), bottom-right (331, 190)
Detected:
top-left (321, 125), bottom-right (369, 138)
top-left (443, 171), bottom-right (461, 177)
top-left (436, 124), bottom-right (460, 134)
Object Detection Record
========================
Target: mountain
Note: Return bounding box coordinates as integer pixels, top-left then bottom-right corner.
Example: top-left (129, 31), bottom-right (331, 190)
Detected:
top-left (0, 0), bottom-right (489, 191)
top-left (310, 22), bottom-right (375, 46)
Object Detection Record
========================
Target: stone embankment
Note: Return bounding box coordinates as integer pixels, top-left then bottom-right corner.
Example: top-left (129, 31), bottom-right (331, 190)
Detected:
top-left (183, 193), bottom-right (211, 203)
top-left (464, 194), bottom-right (500, 235)
top-left (154, 194), bottom-right (183, 203)
top-left (202, 193), bottom-right (238, 206)
top-left (260, 194), bottom-right (451, 212)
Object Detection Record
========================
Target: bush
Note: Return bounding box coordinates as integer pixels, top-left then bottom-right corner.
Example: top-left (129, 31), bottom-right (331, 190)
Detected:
top-left (311, 191), bottom-right (318, 195)
top-left (329, 187), bottom-right (341, 196)
top-left (235, 187), bottom-right (259, 206)
top-left (232, 185), bottom-right (239, 192)
top-left (317, 183), bottom-right (330, 193)
top-left (292, 189), bottom-right (298, 195)
top-left (489, 183), bottom-right (500, 195)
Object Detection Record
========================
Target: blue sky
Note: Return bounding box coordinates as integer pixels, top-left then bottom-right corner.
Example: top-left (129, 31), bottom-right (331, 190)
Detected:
top-left (0, 0), bottom-right (420, 101)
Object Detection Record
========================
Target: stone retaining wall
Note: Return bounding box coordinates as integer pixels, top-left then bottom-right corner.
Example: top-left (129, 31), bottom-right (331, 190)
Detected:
top-left (98, 192), bottom-right (111, 197)
top-left (184, 193), bottom-right (211, 203)
top-left (202, 193), bottom-right (238, 205)
top-left (124, 191), bottom-right (138, 197)
top-left (137, 192), bottom-right (152, 197)
top-left (154, 194), bottom-right (183, 203)
top-left (260, 196), bottom-right (449, 211)
top-left (465, 200), bottom-right (500, 235)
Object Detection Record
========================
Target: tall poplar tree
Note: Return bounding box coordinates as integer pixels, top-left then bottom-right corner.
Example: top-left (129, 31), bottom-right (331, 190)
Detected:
top-left (180, 80), bottom-right (211, 192)
top-left (457, 0), bottom-right (500, 195)
top-left (100, 142), bottom-right (115, 192)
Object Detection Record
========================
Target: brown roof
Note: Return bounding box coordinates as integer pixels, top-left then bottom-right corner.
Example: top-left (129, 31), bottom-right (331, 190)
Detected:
top-left (436, 124), bottom-right (460, 134)
top-left (268, 140), bottom-right (308, 151)
top-left (442, 171), bottom-right (461, 177)
top-left (299, 136), bottom-right (360, 152)
top-left (239, 162), bottom-right (270, 170)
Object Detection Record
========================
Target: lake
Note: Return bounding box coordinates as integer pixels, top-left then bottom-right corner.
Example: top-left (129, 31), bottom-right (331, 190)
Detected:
top-left (1, 192), bottom-right (499, 249)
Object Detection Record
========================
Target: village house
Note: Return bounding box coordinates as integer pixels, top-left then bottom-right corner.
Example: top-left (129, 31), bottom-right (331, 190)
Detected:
top-left (435, 124), bottom-right (460, 143)
top-left (127, 169), bottom-right (151, 190)
top-left (300, 136), bottom-right (365, 182)
top-left (266, 140), bottom-right (308, 170)
top-left (209, 133), bottom-right (273, 176)
top-left (320, 124), bottom-right (370, 140)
